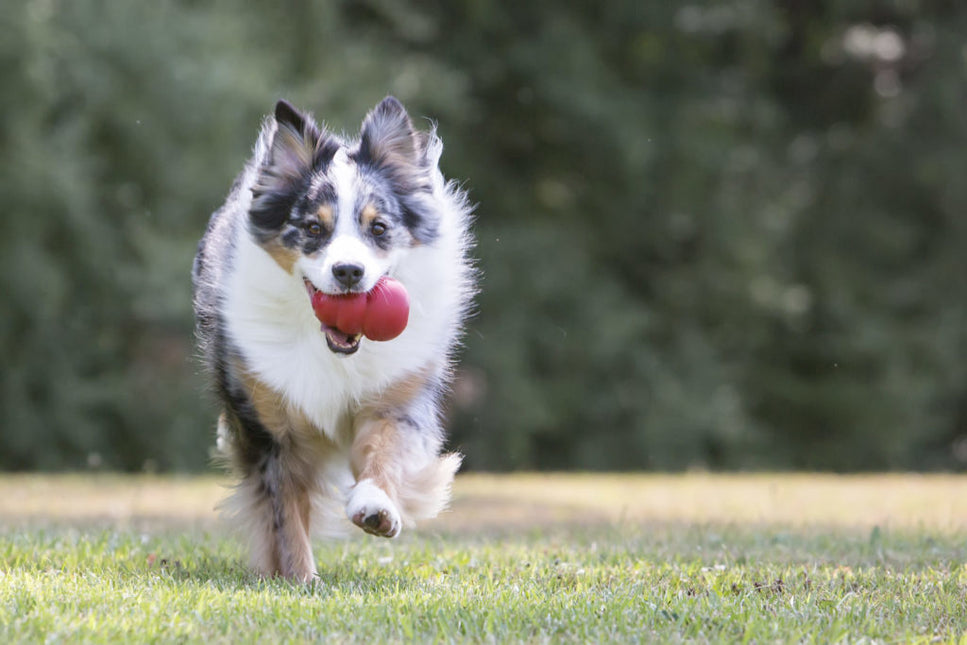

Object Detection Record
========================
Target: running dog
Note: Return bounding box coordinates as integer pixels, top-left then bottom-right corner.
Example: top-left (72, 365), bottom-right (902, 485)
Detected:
top-left (192, 97), bottom-right (475, 581)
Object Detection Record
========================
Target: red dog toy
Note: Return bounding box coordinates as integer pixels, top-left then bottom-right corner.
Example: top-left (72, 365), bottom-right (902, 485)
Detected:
top-left (311, 276), bottom-right (410, 341)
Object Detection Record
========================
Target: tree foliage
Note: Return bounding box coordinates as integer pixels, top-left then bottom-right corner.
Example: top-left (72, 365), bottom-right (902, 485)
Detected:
top-left (1, 0), bottom-right (964, 471)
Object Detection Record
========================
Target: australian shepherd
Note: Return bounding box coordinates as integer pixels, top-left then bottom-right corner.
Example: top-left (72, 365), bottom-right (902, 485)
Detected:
top-left (192, 97), bottom-right (475, 582)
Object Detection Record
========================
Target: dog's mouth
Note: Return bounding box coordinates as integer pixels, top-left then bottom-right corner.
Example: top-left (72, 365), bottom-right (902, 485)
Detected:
top-left (303, 279), bottom-right (362, 355)
top-left (323, 326), bottom-right (361, 355)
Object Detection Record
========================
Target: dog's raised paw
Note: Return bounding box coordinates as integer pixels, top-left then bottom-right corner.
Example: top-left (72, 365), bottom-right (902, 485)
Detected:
top-left (353, 508), bottom-right (399, 537)
top-left (346, 479), bottom-right (401, 538)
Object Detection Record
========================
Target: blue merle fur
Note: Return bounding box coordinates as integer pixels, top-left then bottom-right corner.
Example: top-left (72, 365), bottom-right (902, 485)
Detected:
top-left (249, 97), bottom-right (441, 255)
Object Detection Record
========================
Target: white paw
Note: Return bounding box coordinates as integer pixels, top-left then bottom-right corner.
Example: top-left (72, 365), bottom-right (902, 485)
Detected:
top-left (346, 479), bottom-right (401, 538)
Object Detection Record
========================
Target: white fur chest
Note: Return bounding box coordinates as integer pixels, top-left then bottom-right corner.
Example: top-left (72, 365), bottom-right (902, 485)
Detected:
top-left (222, 229), bottom-right (458, 438)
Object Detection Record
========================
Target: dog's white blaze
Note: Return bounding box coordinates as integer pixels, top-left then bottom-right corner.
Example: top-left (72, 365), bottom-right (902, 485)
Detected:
top-left (331, 148), bottom-right (356, 231)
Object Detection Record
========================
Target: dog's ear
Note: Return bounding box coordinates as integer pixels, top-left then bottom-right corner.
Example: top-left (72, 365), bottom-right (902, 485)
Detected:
top-left (274, 99), bottom-right (312, 138)
top-left (267, 100), bottom-right (339, 180)
top-left (358, 97), bottom-right (444, 175)
top-left (358, 97), bottom-right (442, 243)
top-left (250, 100), bottom-right (337, 234)
top-left (266, 101), bottom-right (317, 185)
top-left (357, 96), bottom-right (427, 176)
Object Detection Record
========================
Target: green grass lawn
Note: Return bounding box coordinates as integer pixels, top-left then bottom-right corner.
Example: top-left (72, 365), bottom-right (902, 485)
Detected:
top-left (1, 474), bottom-right (966, 643)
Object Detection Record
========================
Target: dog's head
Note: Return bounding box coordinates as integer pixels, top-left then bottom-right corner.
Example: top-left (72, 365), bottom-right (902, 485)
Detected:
top-left (248, 97), bottom-right (442, 354)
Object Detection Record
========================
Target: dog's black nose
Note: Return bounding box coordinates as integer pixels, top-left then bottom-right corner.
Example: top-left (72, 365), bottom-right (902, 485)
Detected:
top-left (332, 262), bottom-right (365, 288)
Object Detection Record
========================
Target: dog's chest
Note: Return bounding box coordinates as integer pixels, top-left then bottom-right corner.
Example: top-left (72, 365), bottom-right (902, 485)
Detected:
top-left (223, 291), bottom-right (417, 438)
top-left (221, 228), bottom-right (449, 437)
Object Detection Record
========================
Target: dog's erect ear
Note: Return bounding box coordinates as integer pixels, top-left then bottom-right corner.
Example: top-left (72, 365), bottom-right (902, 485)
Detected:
top-left (275, 99), bottom-right (311, 137)
top-left (358, 96), bottom-right (443, 173)
top-left (357, 96), bottom-right (425, 175)
top-left (357, 97), bottom-right (441, 243)
top-left (267, 100), bottom-right (338, 179)
top-left (266, 101), bottom-right (317, 185)
top-left (250, 100), bottom-right (337, 235)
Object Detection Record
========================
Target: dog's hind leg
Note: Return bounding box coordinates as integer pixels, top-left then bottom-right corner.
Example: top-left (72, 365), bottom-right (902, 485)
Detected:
top-left (217, 412), bottom-right (317, 582)
top-left (249, 446), bottom-right (316, 581)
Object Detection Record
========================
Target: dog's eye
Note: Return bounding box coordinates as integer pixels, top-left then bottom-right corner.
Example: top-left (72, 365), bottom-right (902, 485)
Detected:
top-left (371, 221), bottom-right (387, 237)
top-left (305, 222), bottom-right (323, 237)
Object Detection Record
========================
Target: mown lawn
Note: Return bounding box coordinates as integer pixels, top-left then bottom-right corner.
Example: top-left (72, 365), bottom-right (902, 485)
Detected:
top-left (1, 473), bottom-right (966, 643)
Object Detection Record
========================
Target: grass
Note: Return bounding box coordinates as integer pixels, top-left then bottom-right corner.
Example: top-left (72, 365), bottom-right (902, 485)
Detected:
top-left (1, 474), bottom-right (966, 643)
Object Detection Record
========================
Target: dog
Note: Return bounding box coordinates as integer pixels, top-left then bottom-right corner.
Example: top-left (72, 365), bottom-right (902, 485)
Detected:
top-left (192, 97), bottom-right (475, 581)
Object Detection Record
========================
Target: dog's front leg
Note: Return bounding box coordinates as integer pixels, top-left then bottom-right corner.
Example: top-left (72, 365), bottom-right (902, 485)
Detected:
top-left (346, 418), bottom-right (405, 538)
top-left (346, 413), bottom-right (462, 537)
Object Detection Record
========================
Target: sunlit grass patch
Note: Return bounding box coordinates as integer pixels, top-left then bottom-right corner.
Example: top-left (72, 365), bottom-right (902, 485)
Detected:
top-left (1, 474), bottom-right (966, 642)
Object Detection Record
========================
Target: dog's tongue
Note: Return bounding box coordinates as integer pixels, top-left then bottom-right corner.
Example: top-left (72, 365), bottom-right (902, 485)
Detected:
top-left (323, 326), bottom-right (359, 351)
top-left (310, 277), bottom-right (409, 342)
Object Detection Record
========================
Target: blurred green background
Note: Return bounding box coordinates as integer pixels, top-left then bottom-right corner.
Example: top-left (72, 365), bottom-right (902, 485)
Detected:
top-left (1, 0), bottom-right (965, 472)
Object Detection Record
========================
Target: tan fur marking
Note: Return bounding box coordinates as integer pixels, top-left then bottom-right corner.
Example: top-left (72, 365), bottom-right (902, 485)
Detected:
top-left (357, 366), bottom-right (434, 422)
top-left (234, 363), bottom-right (290, 440)
top-left (275, 480), bottom-right (315, 581)
top-left (351, 419), bottom-right (402, 500)
top-left (360, 203), bottom-right (379, 230)
top-left (236, 366), bottom-right (326, 445)
top-left (262, 241), bottom-right (298, 275)
top-left (298, 489), bottom-right (312, 534)
top-left (317, 204), bottom-right (334, 231)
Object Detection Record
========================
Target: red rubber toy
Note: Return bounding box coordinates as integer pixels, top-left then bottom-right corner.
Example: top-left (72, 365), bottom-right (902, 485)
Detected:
top-left (311, 276), bottom-right (409, 341)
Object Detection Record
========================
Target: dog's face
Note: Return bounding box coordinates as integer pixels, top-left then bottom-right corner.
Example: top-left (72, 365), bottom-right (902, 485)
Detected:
top-left (248, 98), bottom-right (441, 354)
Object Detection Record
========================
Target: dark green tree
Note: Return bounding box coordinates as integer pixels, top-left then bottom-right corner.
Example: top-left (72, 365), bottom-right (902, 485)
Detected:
top-left (1, 0), bottom-right (964, 472)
